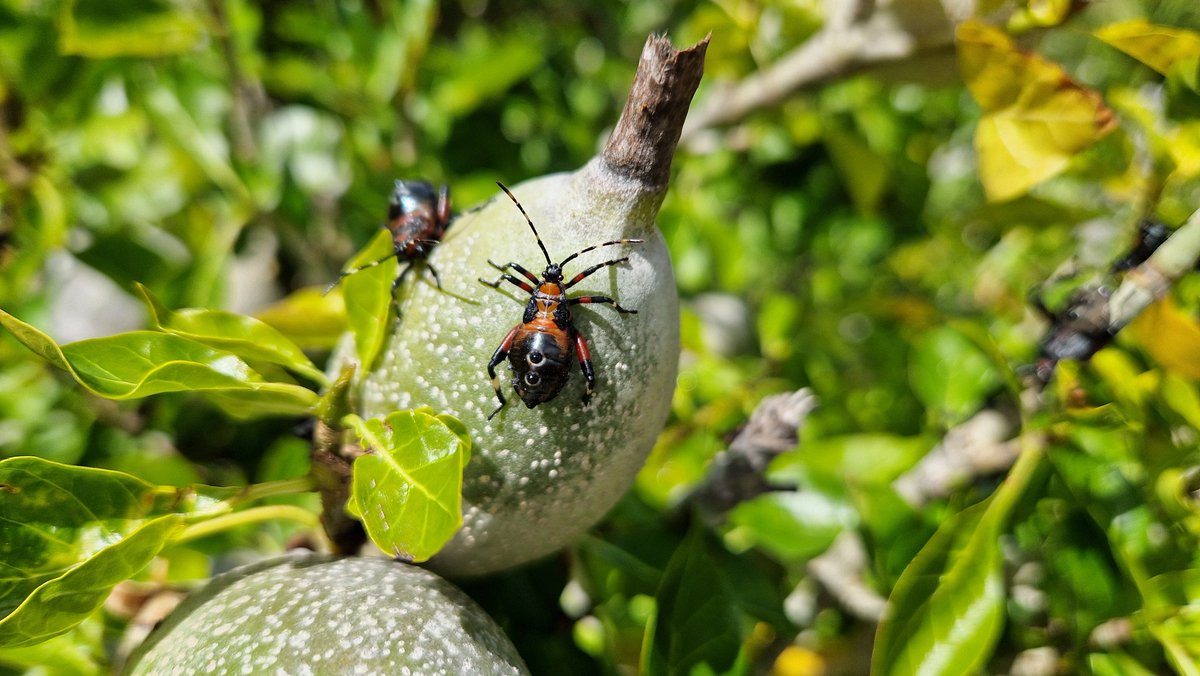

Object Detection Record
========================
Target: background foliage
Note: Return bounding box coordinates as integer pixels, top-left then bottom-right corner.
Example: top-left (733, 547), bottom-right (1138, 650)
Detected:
top-left (3, 0), bottom-right (1200, 673)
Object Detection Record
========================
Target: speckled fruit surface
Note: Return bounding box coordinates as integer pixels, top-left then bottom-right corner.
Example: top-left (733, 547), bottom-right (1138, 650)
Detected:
top-left (355, 161), bottom-right (679, 576)
top-left (127, 555), bottom-right (528, 675)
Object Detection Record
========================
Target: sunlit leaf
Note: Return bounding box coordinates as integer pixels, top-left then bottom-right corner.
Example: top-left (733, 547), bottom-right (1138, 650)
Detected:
top-left (58, 0), bottom-right (205, 58)
top-left (909, 325), bottom-right (1001, 426)
top-left (957, 20), bottom-right (1115, 201)
top-left (1095, 19), bottom-right (1200, 77)
top-left (872, 501), bottom-right (1006, 675)
top-left (254, 287), bottom-right (349, 350)
top-left (1130, 297), bottom-right (1200, 379)
top-left (344, 410), bottom-right (469, 562)
top-left (1088, 652), bottom-right (1160, 676)
top-left (726, 490), bottom-right (855, 562)
top-left (137, 283), bottom-right (327, 385)
top-left (643, 525), bottom-right (742, 676)
top-left (340, 229), bottom-right (398, 369)
top-left (0, 310), bottom-right (317, 415)
top-left (0, 458), bottom-right (196, 647)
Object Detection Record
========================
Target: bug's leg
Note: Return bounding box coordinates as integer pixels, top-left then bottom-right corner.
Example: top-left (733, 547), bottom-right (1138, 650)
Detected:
top-left (487, 326), bottom-right (520, 420)
top-left (564, 257), bottom-right (631, 289)
top-left (569, 295), bottom-right (637, 314)
top-left (574, 330), bottom-right (596, 406)
top-left (426, 262), bottom-right (444, 290)
top-left (390, 264), bottom-right (414, 317)
top-left (479, 261), bottom-right (536, 293)
top-left (323, 252), bottom-right (397, 295)
top-left (558, 238), bottom-right (644, 267)
top-left (488, 259), bottom-right (539, 284)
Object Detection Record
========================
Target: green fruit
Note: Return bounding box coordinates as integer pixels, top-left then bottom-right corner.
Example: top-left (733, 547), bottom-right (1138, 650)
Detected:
top-left (128, 555), bottom-right (528, 675)
top-left (356, 160), bottom-right (679, 576)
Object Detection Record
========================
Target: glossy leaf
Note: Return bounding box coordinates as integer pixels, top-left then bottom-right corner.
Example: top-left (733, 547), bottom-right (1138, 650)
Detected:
top-left (341, 229), bottom-right (398, 369)
top-left (1095, 19), bottom-right (1200, 77)
top-left (344, 410), bottom-right (470, 562)
top-left (910, 326), bottom-right (1001, 426)
top-left (1130, 297), bottom-right (1200, 380)
top-left (643, 525), bottom-right (742, 676)
top-left (0, 309), bottom-right (317, 414)
top-left (957, 20), bottom-right (1115, 201)
top-left (872, 500), bottom-right (1006, 675)
top-left (136, 283), bottom-right (328, 386)
top-left (726, 490), bottom-right (856, 562)
top-left (0, 458), bottom-right (193, 647)
top-left (771, 434), bottom-right (932, 488)
top-left (254, 287), bottom-right (348, 351)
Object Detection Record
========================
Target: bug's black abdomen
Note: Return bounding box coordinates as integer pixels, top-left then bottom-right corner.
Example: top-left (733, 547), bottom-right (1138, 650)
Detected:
top-left (508, 330), bottom-right (573, 408)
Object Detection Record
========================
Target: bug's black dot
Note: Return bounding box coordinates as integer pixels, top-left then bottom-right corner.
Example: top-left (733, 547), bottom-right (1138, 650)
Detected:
top-left (528, 352), bottom-right (544, 365)
top-left (525, 372), bottom-right (541, 386)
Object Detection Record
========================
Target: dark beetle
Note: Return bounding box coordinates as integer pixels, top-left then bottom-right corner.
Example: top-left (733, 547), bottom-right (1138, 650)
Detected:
top-left (1030, 217), bottom-right (1178, 385)
top-left (325, 180), bottom-right (452, 311)
top-left (480, 182), bottom-right (642, 420)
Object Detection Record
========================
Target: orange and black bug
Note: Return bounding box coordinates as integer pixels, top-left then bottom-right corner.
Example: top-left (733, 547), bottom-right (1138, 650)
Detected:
top-left (481, 182), bottom-right (642, 420)
top-left (325, 180), bottom-right (452, 312)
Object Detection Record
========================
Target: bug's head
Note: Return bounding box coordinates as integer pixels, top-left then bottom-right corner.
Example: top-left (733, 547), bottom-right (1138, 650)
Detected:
top-left (509, 331), bottom-right (571, 408)
top-left (542, 264), bottom-right (563, 284)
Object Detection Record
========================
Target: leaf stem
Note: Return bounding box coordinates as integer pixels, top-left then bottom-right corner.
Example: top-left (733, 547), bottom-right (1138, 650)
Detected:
top-left (233, 476), bottom-right (317, 504)
top-left (172, 505), bottom-right (321, 544)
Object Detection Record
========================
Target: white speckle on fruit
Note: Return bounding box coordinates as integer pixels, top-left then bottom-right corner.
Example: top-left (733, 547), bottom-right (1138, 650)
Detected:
top-left (130, 556), bottom-right (528, 675)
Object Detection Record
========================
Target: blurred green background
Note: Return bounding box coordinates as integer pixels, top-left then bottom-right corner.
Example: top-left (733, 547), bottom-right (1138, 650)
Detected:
top-left (4, 0), bottom-right (1200, 673)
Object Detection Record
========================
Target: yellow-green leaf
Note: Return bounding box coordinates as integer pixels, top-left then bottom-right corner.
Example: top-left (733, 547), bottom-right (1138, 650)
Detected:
top-left (344, 411), bottom-right (470, 563)
top-left (1130, 297), bottom-right (1200, 379)
top-left (957, 20), bottom-right (1115, 201)
top-left (1095, 19), bottom-right (1200, 76)
top-left (254, 287), bottom-right (349, 351)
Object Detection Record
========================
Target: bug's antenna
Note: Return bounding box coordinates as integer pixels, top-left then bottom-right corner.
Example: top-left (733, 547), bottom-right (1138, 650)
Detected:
top-left (496, 181), bottom-right (552, 267)
top-left (323, 252), bottom-right (396, 295)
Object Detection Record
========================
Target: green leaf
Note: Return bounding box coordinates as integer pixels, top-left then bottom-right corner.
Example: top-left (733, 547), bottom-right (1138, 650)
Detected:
top-left (344, 410), bottom-right (470, 562)
top-left (1088, 652), bottom-right (1159, 676)
top-left (909, 326), bottom-right (1001, 426)
top-left (0, 458), bottom-right (191, 647)
top-left (771, 434), bottom-right (932, 488)
top-left (0, 309), bottom-right (317, 415)
top-left (643, 525), bottom-right (743, 676)
top-left (871, 501), bottom-right (1006, 675)
top-left (254, 287), bottom-right (349, 351)
top-left (58, 0), bottom-right (205, 58)
top-left (136, 283), bottom-right (328, 386)
top-left (0, 623), bottom-right (103, 674)
top-left (726, 490), bottom-right (856, 562)
top-left (873, 439), bottom-right (1047, 674)
top-left (341, 229), bottom-right (398, 369)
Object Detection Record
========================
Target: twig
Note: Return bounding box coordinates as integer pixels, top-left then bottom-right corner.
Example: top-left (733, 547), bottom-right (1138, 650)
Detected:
top-left (806, 531), bottom-right (887, 622)
top-left (1108, 207), bottom-right (1200, 330)
top-left (680, 0), bottom-right (973, 143)
top-left (892, 408), bottom-right (1020, 508)
top-left (602, 34), bottom-right (710, 188)
top-left (689, 389), bottom-right (818, 522)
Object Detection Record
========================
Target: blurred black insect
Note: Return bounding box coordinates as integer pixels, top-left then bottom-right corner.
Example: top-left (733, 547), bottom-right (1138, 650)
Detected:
top-left (1031, 218), bottom-right (1176, 384)
top-left (325, 180), bottom-right (452, 312)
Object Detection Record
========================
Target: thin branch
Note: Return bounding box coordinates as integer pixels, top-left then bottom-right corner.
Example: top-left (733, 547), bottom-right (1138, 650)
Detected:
top-left (688, 389), bottom-right (818, 522)
top-left (892, 408), bottom-right (1020, 508)
top-left (1108, 207), bottom-right (1200, 329)
top-left (680, 0), bottom-right (975, 144)
top-left (602, 34), bottom-right (710, 188)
